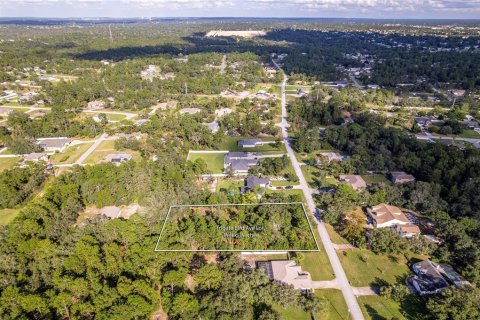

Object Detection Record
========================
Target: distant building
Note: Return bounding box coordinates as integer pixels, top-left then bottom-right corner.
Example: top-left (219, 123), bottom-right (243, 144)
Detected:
top-left (0, 90), bottom-right (18, 102)
top-left (87, 100), bottom-right (105, 110)
top-left (179, 108), bottom-right (201, 115)
top-left (224, 152), bottom-right (259, 174)
top-left (22, 153), bottom-right (49, 163)
top-left (339, 175), bottom-right (367, 191)
top-left (18, 91), bottom-right (39, 103)
top-left (37, 138), bottom-right (72, 153)
top-left (257, 260), bottom-right (313, 290)
top-left (238, 139), bottom-right (262, 148)
top-left (319, 152), bottom-right (345, 163)
top-left (367, 204), bottom-right (409, 228)
top-left (395, 224), bottom-right (421, 238)
top-left (106, 152), bottom-right (132, 165)
top-left (410, 260), bottom-right (470, 296)
top-left (242, 176), bottom-right (270, 193)
top-left (0, 107), bottom-right (13, 117)
top-left (414, 117), bottom-right (432, 126)
top-left (390, 171), bottom-right (415, 184)
top-left (215, 108), bottom-right (233, 117)
top-left (202, 121), bottom-right (219, 134)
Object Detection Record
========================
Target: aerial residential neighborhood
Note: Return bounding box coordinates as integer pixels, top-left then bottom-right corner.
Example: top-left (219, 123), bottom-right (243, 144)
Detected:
top-left (0, 3), bottom-right (479, 320)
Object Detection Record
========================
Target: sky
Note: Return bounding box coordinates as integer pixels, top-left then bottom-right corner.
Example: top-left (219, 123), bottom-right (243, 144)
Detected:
top-left (1, 0), bottom-right (480, 19)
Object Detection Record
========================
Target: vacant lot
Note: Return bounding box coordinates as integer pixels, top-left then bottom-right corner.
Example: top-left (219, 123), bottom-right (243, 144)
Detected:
top-left (358, 295), bottom-right (428, 320)
top-left (188, 152), bottom-right (226, 174)
top-left (50, 142), bottom-right (94, 164)
top-left (156, 203), bottom-right (318, 251)
top-left (338, 249), bottom-right (412, 287)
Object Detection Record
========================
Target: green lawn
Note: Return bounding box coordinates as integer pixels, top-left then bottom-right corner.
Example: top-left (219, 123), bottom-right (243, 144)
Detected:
top-left (273, 288), bottom-right (350, 320)
top-left (0, 157), bottom-right (20, 172)
top-left (325, 224), bottom-right (350, 245)
top-left (220, 136), bottom-right (285, 152)
top-left (273, 304), bottom-right (310, 320)
top-left (216, 178), bottom-right (243, 193)
top-left (301, 165), bottom-right (337, 188)
top-left (300, 225), bottom-right (335, 281)
top-left (300, 251), bottom-right (335, 281)
top-left (105, 113), bottom-right (127, 121)
top-left (338, 249), bottom-right (412, 287)
top-left (84, 140), bottom-right (142, 165)
top-left (0, 208), bottom-right (20, 226)
top-left (315, 289), bottom-right (350, 320)
top-left (358, 295), bottom-right (428, 320)
top-left (50, 142), bottom-right (94, 164)
top-left (362, 174), bottom-right (390, 185)
top-left (270, 179), bottom-right (295, 186)
top-left (432, 130), bottom-right (480, 139)
top-left (188, 152), bottom-right (226, 174)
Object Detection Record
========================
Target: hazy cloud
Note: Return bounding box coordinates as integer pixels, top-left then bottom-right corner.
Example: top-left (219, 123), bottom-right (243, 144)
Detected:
top-left (1, 0), bottom-right (479, 18)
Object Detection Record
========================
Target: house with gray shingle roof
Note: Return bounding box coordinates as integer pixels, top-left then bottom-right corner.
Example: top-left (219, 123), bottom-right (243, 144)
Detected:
top-left (224, 152), bottom-right (259, 174)
top-left (242, 176), bottom-right (270, 193)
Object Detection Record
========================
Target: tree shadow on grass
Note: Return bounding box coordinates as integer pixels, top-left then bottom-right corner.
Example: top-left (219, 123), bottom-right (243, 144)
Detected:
top-left (364, 304), bottom-right (387, 320)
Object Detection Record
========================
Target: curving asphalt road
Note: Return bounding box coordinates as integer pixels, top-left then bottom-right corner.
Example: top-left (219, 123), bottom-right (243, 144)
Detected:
top-left (277, 73), bottom-right (365, 320)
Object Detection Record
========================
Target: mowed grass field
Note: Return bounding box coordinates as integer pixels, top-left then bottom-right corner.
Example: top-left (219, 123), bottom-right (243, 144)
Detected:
top-left (338, 249), bottom-right (412, 287)
top-left (84, 139), bottom-right (141, 164)
top-left (50, 142), bottom-right (94, 164)
top-left (358, 294), bottom-right (428, 320)
top-left (0, 208), bottom-right (20, 226)
top-left (0, 157), bottom-right (20, 172)
top-left (315, 289), bottom-right (349, 320)
top-left (188, 152), bottom-right (226, 174)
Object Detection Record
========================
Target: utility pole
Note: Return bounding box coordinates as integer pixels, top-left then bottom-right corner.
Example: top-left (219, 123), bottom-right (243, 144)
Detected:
top-left (108, 24), bottom-right (113, 42)
top-left (184, 82), bottom-right (188, 95)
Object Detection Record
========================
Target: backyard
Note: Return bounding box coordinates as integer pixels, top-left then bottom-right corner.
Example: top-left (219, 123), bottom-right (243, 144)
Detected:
top-left (50, 142), bottom-right (94, 164)
top-left (188, 152), bottom-right (226, 174)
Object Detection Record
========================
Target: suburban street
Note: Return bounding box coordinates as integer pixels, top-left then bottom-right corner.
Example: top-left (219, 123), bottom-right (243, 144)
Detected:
top-left (74, 132), bottom-right (109, 165)
top-left (278, 73), bottom-right (365, 320)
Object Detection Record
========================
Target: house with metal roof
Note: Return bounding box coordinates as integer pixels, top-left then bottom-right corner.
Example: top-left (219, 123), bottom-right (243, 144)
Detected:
top-left (238, 139), bottom-right (262, 148)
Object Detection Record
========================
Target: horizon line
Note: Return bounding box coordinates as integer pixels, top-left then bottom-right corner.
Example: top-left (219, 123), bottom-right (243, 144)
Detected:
top-left (1, 16), bottom-right (480, 21)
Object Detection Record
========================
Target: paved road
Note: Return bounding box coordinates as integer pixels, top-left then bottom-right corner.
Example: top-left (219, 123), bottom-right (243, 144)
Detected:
top-left (416, 134), bottom-right (480, 144)
top-left (74, 133), bottom-right (108, 165)
top-left (278, 74), bottom-right (365, 320)
top-left (349, 75), bottom-right (363, 89)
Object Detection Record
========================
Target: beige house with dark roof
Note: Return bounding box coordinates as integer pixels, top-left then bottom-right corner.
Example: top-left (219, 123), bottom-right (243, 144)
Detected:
top-left (339, 175), bottom-right (367, 190)
top-left (367, 204), bottom-right (409, 228)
